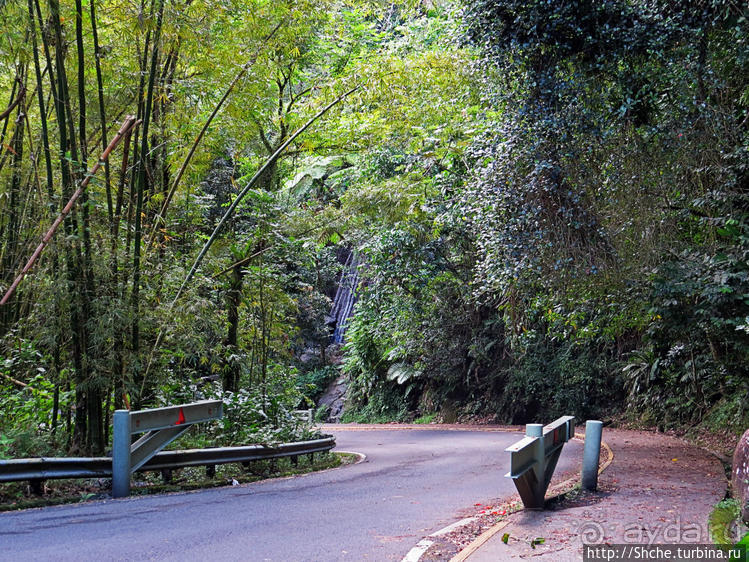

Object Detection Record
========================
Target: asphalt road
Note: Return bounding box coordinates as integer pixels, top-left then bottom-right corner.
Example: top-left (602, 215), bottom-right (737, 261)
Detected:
top-left (0, 425), bottom-right (583, 561)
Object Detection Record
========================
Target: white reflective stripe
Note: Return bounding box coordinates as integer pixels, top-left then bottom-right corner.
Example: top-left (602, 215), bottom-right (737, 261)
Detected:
top-left (430, 517), bottom-right (477, 537)
top-left (401, 539), bottom-right (433, 562)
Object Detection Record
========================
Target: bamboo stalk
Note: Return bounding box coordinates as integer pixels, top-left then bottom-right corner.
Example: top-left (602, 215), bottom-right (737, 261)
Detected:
top-left (0, 116), bottom-right (140, 305)
top-left (146, 19), bottom-right (284, 249)
top-left (1, 371), bottom-right (28, 388)
top-left (90, 0), bottom-right (113, 223)
top-left (27, 0), bottom-right (53, 207)
top-left (173, 85), bottom-right (360, 305)
top-left (131, 0), bottom-right (165, 360)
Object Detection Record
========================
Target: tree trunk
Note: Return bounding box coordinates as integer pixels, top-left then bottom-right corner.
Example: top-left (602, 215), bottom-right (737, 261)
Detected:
top-left (1, 71), bottom-right (27, 329)
top-left (223, 263), bottom-right (244, 392)
top-left (132, 0), bottom-right (165, 403)
top-left (49, 0), bottom-right (90, 453)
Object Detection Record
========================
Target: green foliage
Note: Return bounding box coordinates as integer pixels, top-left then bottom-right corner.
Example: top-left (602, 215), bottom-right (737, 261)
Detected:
top-left (443, 0), bottom-right (749, 427)
top-left (217, 386), bottom-right (317, 445)
top-left (413, 412), bottom-right (436, 424)
top-left (709, 499), bottom-right (747, 549)
top-left (702, 394), bottom-right (749, 436)
top-left (1, 0), bottom-right (747, 454)
top-left (499, 339), bottom-right (623, 424)
top-left (162, 377), bottom-right (319, 447)
top-left (619, 219), bottom-right (749, 427)
top-left (343, 356), bottom-right (406, 423)
top-left (0, 340), bottom-right (72, 457)
top-left (295, 365), bottom-right (339, 404)
top-left (314, 404), bottom-right (330, 422)
top-left (0, 434), bottom-right (12, 459)
top-left (339, 0), bottom-right (748, 428)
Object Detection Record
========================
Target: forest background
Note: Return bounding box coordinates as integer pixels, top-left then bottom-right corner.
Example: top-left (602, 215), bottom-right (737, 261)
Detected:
top-left (0, 0), bottom-right (746, 457)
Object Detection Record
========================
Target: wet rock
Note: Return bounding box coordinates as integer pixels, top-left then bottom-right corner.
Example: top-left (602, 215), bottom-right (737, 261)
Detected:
top-left (325, 343), bottom-right (344, 365)
top-left (317, 375), bottom-right (347, 422)
top-left (298, 348), bottom-right (320, 364)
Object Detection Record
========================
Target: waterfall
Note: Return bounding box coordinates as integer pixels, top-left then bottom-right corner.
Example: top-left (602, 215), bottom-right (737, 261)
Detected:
top-left (329, 252), bottom-right (359, 344)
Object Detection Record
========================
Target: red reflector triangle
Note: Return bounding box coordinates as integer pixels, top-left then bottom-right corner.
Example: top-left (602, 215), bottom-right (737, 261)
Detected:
top-left (176, 407), bottom-right (185, 425)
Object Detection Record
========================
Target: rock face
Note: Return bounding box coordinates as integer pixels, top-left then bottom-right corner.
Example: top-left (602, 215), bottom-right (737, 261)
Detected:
top-left (317, 375), bottom-right (347, 422)
top-left (734, 429), bottom-right (749, 523)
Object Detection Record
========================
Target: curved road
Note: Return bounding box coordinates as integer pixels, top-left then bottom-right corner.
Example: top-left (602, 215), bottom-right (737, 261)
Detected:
top-left (0, 425), bottom-right (582, 561)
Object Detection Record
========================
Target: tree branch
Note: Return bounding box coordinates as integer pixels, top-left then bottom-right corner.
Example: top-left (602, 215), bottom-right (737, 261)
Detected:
top-left (1, 371), bottom-right (28, 388)
top-left (251, 113), bottom-right (274, 153)
top-left (285, 85), bottom-right (313, 115)
top-left (0, 116), bottom-right (140, 305)
top-left (0, 84), bottom-right (25, 124)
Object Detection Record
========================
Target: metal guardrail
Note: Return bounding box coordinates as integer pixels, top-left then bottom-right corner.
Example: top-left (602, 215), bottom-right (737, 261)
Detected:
top-left (113, 400), bottom-right (224, 497)
top-left (0, 457), bottom-right (113, 481)
top-left (0, 435), bottom-right (336, 486)
top-left (505, 415), bottom-right (575, 509)
top-left (139, 436), bottom-right (336, 471)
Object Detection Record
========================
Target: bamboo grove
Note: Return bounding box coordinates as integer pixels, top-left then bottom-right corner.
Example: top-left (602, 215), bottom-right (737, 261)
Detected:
top-left (0, 0), bottom-right (356, 454)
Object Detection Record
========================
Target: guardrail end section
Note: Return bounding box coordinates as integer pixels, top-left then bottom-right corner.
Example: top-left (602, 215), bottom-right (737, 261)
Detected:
top-left (506, 415), bottom-right (575, 510)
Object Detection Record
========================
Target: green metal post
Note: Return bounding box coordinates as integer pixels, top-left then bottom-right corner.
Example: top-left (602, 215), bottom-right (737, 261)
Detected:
top-left (582, 420), bottom-right (603, 491)
top-left (112, 409), bottom-right (131, 498)
top-left (526, 423), bottom-right (545, 508)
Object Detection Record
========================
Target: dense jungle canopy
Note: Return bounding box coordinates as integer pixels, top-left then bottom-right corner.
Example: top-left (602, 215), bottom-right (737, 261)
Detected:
top-left (0, 0), bottom-right (747, 456)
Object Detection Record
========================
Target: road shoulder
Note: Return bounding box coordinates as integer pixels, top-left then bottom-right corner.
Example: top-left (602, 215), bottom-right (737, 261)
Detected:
top-left (453, 428), bottom-right (727, 561)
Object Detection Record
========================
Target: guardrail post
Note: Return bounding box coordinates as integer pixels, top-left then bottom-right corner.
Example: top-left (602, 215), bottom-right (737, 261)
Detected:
top-left (30, 479), bottom-right (43, 495)
top-left (506, 416), bottom-right (575, 510)
top-left (525, 424), bottom-right (545, 508)
top-left (112, 409), bottom-right (131, 498)
top-left (582, 420), bottom-right (603, 491)
top-left (111, 400), bottom-right (222, 498)
top-left (526, 423), bottom-right (543, 438)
